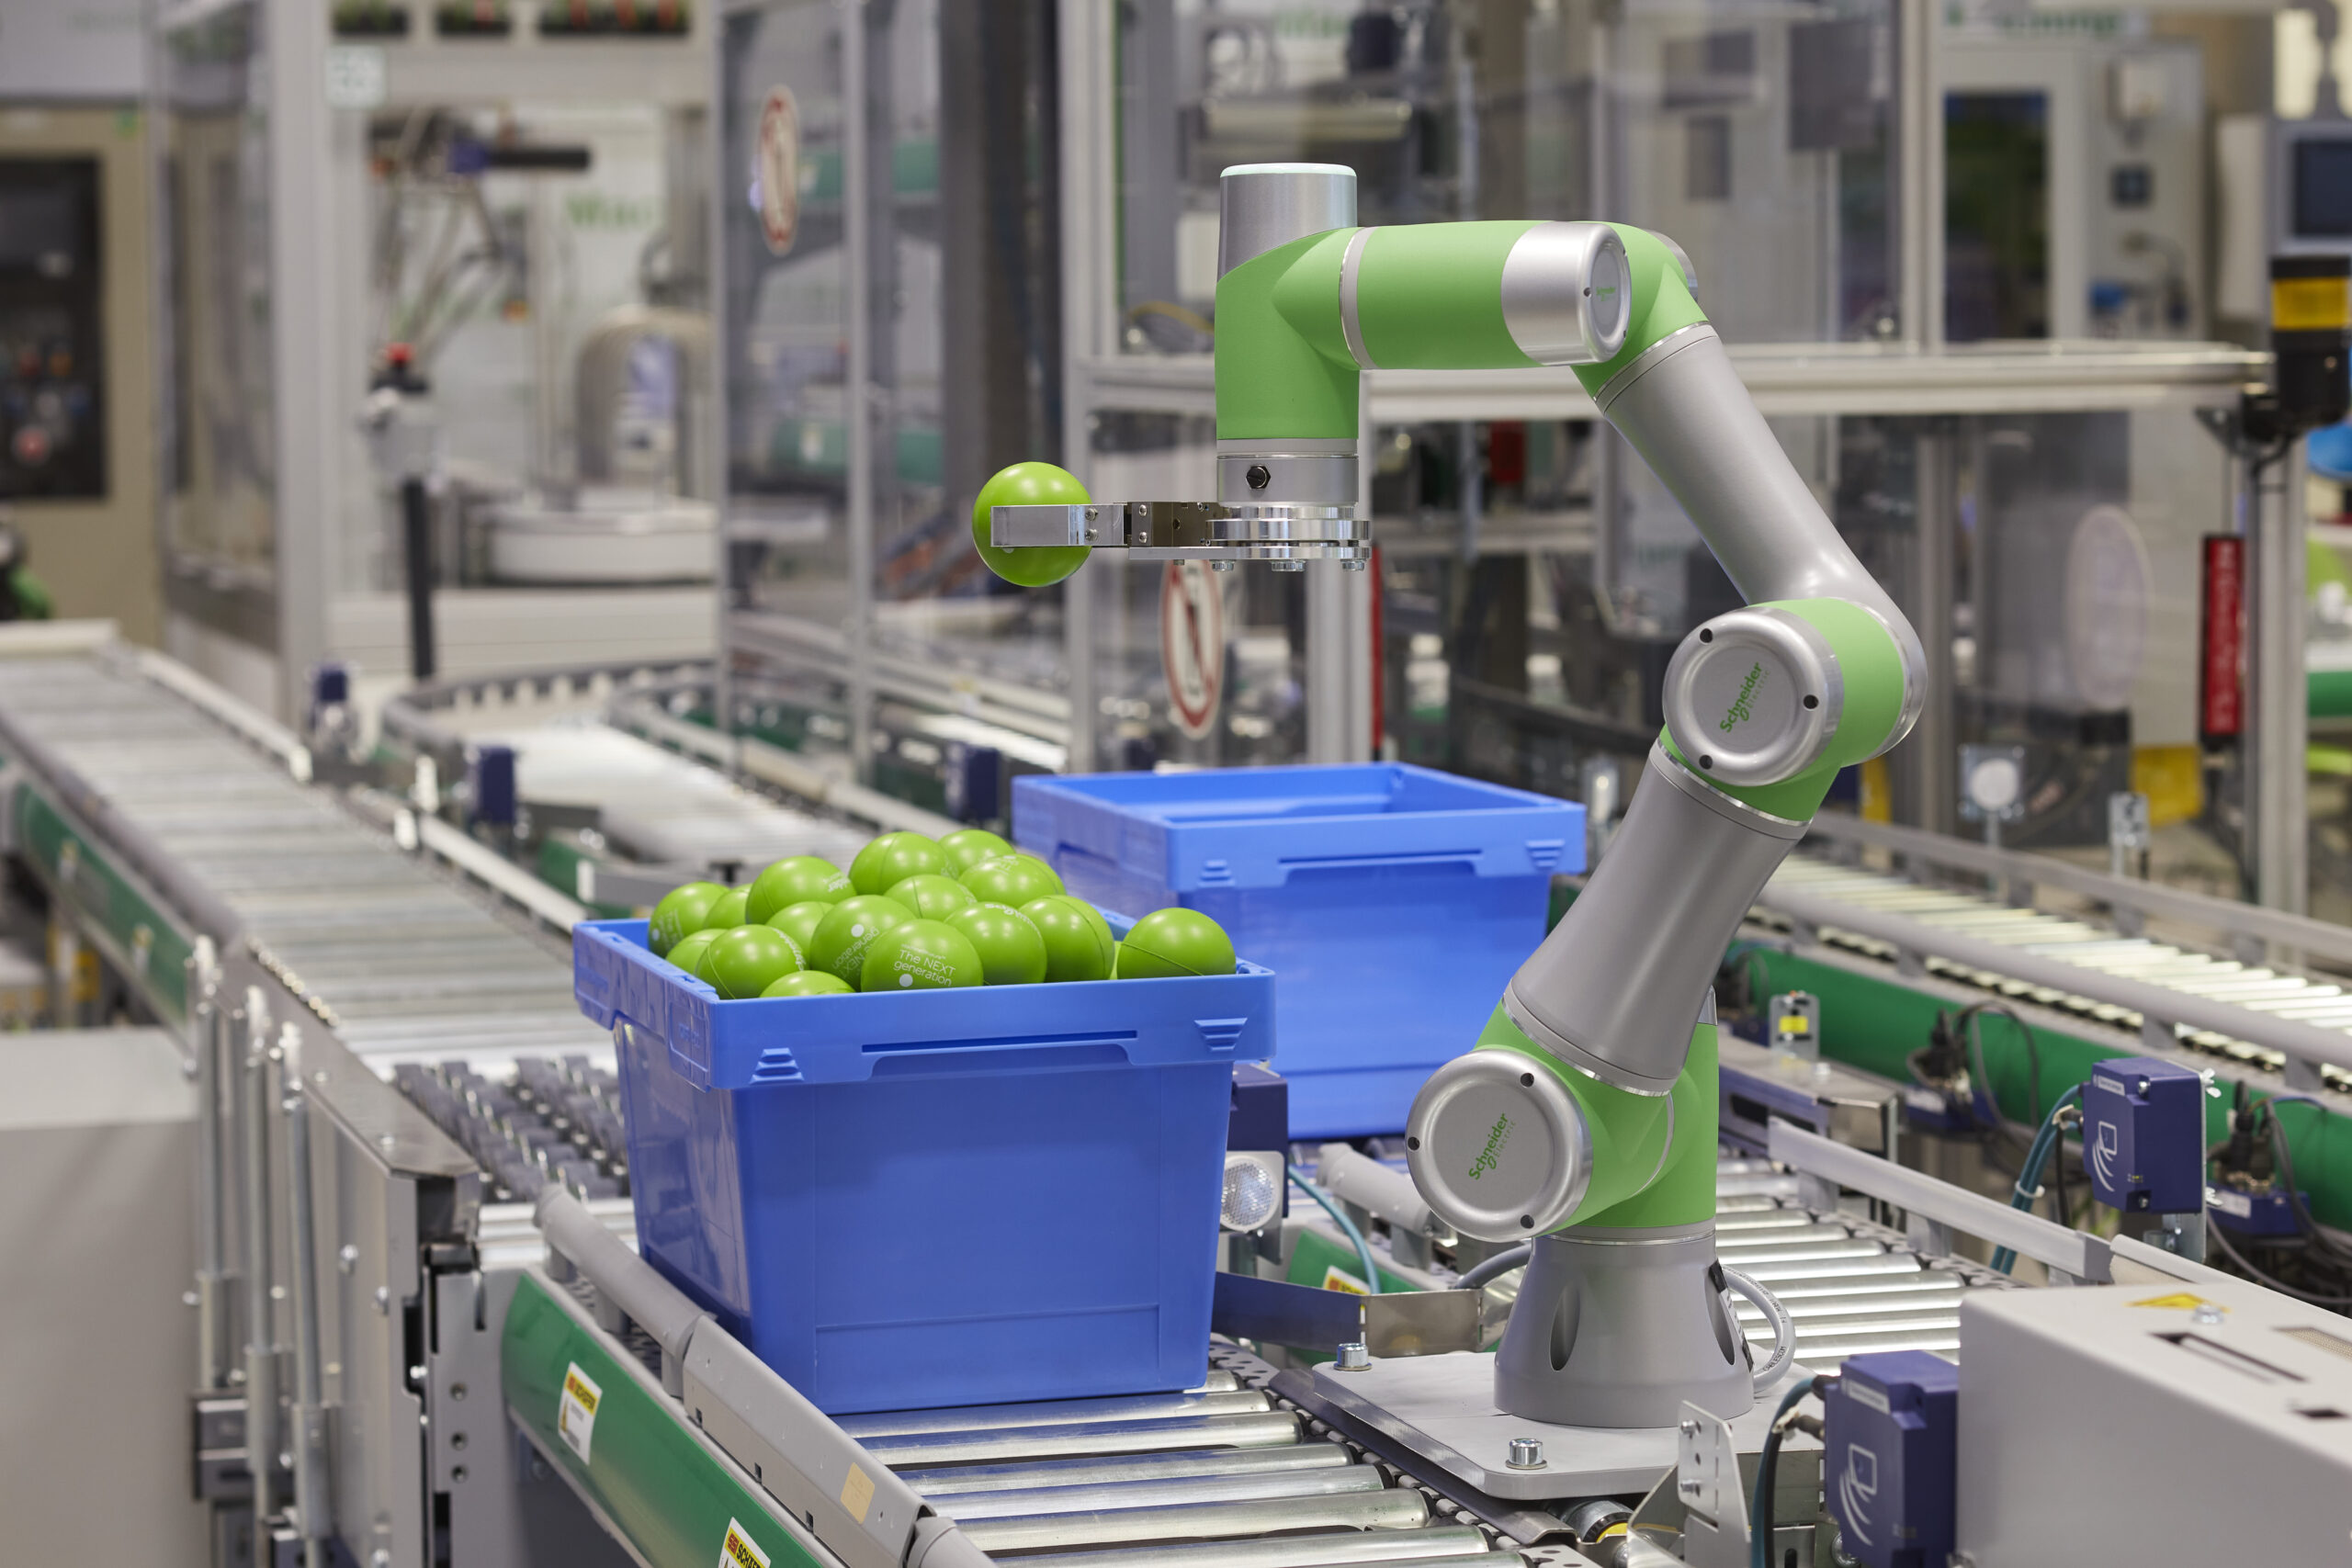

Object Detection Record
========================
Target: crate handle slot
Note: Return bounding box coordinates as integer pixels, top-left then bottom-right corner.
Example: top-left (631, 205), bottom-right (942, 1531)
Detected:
top-left (865, 1038), bottom-right (1136, 1077)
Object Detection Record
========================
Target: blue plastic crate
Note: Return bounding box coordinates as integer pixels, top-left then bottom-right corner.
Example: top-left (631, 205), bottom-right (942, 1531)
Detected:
top-left (1013, 764), bottom-right (1582, 1137)
top-left (573, 916), bottom-right (1273, 1415)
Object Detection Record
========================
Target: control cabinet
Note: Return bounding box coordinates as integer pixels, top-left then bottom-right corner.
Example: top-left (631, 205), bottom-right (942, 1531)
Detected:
top-left (0, 157), bottom-right (105, 499)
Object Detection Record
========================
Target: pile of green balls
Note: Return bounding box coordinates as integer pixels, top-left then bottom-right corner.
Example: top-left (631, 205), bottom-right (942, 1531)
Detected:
top-left (643, 828), bottom-right (1237, 998)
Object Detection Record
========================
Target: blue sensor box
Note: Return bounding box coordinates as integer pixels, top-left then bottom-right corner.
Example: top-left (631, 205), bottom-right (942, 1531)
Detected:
top-left (1825, 1350), bottom-right (1959, 1568)
top-left (2085, 1056), bottom-right (2205, 1213)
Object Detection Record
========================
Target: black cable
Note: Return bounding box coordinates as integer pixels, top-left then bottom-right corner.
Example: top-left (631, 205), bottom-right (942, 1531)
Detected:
top-left (1957, 1000), bottom-right (2043, 1129)
top-left (1453, 1244), bottom-right (1532, 1292)
top-left (2049, 1107), bottom-right (2073, 1229)
top-left (2261, 1111), bottom-right (2352, 1267)
top-left (2209, 1222), bottom-right (2352, 1305)
top-left (1748, 1375), bottom-right (1831, 1568)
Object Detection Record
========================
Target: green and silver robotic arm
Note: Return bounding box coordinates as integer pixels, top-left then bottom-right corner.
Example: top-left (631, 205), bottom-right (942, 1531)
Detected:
top-left (983, 164), bottom-right (1925, 1425)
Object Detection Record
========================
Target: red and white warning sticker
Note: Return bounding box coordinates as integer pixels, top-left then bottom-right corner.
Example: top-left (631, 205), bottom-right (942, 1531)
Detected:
top-left (755, 88), bottom-right (800, 256)
top-left (1161, 560), bottom-right (1226, 740)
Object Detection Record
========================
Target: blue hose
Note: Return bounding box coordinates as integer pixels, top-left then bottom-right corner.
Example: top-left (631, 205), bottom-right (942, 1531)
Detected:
top-left (1990, 1082), bottom-right (2084, 1274)
top-left (1749, 1376), bottom-right (1826, 1568)
top-left (1290, 1170), bottom-right (1384, 1296)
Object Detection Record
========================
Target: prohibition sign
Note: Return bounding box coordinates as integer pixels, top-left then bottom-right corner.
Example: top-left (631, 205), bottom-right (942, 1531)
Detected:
top-left (1161, 560), bottom-right (1225, 739)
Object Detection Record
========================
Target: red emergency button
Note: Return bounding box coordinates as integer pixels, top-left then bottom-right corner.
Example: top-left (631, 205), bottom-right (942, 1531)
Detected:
top-left (10, 424), bottom-right (51, 467)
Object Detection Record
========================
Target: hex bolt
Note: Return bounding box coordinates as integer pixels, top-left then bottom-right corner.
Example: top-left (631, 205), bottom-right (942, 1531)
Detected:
top-left (1211, 560), bottom-right (1238, 572)
top-left (1272, 559), bottom-right (1306, 572)
top-left (2191, 1303), bottom-right (2225, 1325)
top-left (1679, 1418), bottom-right (1700, 1437)
top-left (338, 1244), bottom-right (359, 1275)
top-left (1333, 1341), bottom-right (1372, 1371)
top-left (1246, 463), bottom-right (1272, 491)
top-left (1507, 1437), bottom-right (1546, 1471)
top-left (1341, 558), bottom-right (1367, 571)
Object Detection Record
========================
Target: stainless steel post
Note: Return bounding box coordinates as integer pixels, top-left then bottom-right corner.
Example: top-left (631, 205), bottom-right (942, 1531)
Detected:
top-left (241, 987), bottom-right (279, 1540)
top-left (2247, 439), bottom-right (2310, 912)
top-left (1905, 425), bottom-right (1956, 832)
top-left (281, 1031), bottom-right (331, 1568)
top-left (51, 918), bottom-right (78, 1029)
top-left (843, 0), bottom-right (876, 784)
top-left (191, 941), bottom-right (231, 1390)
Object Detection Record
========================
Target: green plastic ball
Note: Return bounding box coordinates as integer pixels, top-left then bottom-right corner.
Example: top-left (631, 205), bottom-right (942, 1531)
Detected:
top-left (806, 896), bottom-right (914, 986)
top-left (700, 924), bottom-right (806, 998)
top-left (888, 873), bottom-right (978, 921)
top-left (850, 831), bottom-right (948, 897)
top-left (1022, 896), bottom-right (1115, 983)
top-left (945, 902), bottom-right (1048, 986)
top-left (764, 899), bottom-right (835, 953)
top-left (1116, 908), bottom-right (1237, 979)
top-left (1064, 897), bottom-right (1116, 957)
top-left (763, 969), bottom-right (855, 998)
top-left (706, 886), bottom-right (752, 930)
top-left (746, 856), bottom-right (851, 922)
top-left (860, 919), bottom-right (986, 992)
top-left (937, 828), bottom-right (1014, 875)
top-left (959, 852), bottom-right (1064, 907)
top-left (663, 929), bottom-right (720, 977)
top-left (649, 881), bottom-right (727, 955)
top-left (973, 461), bottom-right (1092, 587)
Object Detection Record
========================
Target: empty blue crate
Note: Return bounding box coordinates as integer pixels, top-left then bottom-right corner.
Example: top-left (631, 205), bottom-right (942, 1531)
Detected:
top-left (572, 914), bottom-right (1273, 1416)
top-left (1013, 764), bottom-right (1582, 1138)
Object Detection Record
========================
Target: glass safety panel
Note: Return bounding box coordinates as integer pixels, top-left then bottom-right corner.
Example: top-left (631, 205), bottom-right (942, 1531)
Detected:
top-left (159, 1), bottom-right (277, 583)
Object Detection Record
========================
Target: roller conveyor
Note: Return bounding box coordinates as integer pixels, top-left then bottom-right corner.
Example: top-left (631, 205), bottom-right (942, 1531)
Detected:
top-left (1756, 818), bottom-right (2352, 1097)
top-left (0, 645), bottom-right (611, 1071)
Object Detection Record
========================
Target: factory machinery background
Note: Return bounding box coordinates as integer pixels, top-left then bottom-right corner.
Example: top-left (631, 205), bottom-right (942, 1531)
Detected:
top-left (0, 616), bottom-right (2342, 1567)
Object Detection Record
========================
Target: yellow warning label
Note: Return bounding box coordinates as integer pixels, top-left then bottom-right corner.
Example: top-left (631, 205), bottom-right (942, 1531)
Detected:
top-left (718, 1519), bottom-right (772, 1568)
top-left (840, 1464), bottom-right (876, 1521)
top-left (2275, 276), bottom-right (2351, 332)
top-left (557, 1361), bottom-right (602, 1463)
top-left (1321, 1265), bottom-right (1371, 1296)
top-left (2131, 1292), bottom-right (2221, 1312)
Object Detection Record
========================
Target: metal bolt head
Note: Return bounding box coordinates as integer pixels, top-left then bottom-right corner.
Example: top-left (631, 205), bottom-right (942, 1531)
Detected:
top-left (2191, 1303), bottom-right (2225, 1325)
top-left (374, 1286), bottom-right (391, 1314)
top-left (339, 1244), bottom-right (359, 1275)
top-left (1246, 463), bottom-right (1272, 491)
top-left (1341, 558), bottom-right (1367, 571)
top-left (1507, 1436), bottom-right (1546, 1471)
top-left (1333, 1341), bottom-right (1371, 1371)
top-left (1679, 1418), bottom-right (1700, 1438)
top-left (1272, 559), bottom-right (1306, 572)
top-left (1210, 560), bottom-right (1237, 572)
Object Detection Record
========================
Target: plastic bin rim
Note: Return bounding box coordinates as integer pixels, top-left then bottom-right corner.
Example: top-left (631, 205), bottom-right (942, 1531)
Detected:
top-left (1015, 761), bottom-right (1575, 815)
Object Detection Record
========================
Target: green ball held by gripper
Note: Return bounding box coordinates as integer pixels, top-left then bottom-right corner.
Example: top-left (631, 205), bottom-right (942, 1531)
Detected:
top-left (973, 461), bottom-right (1092, 588)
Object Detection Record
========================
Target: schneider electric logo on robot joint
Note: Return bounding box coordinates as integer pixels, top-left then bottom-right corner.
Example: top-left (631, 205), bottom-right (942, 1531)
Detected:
top-left (1468, 1112), bottom-right (1513, 1179)
top-left (1719, 661), bottom-right (1766, 732)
